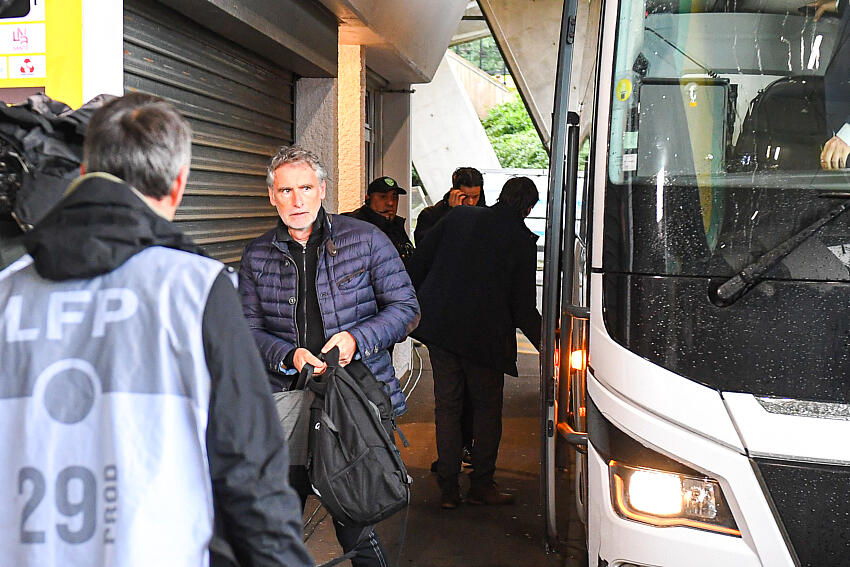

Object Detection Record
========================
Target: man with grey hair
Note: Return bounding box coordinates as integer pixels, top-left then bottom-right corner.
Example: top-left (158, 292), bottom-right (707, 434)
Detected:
top-left (240, 145), bottom-right (419, 566)
top-left (0, 93), bottom-right (312, 566)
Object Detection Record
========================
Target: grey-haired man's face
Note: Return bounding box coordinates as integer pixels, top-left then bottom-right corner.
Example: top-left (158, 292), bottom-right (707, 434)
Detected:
top-left (268, 162), bottom-right (326, 232)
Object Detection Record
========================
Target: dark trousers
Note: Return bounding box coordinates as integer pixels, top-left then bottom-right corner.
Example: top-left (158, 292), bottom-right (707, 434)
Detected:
top-left (290, 466), bottom-right (389, 567)
top-left (428, 344), bottom-right (505, 492)
top-left (461, 390), bottom-right (474, 451)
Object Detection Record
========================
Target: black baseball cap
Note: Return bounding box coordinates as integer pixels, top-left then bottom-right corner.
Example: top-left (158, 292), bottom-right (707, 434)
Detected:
top-left (367, 176), bottom-right (407, 195)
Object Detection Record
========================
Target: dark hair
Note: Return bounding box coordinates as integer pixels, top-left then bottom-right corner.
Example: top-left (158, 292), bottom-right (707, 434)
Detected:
top-left (498, 176), bottom-right (539, 216)
top-left (84, 93), bottom-right (192, 199)
top-left (266, 145), bottom-right (328, 188)
top-left (451, 167), bottom-right (484, 190)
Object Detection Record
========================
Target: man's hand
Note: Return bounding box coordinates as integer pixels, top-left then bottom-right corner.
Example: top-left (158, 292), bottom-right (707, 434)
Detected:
top-left (807, 0), bottom-right (837, 20)
top-left (321, 331), bottom-right (357, 366)
top-left (292, 347), bottom-right (327, 375)
top-left (821, 136), bottom-right (850, 169)
top-left (447, 189), bottom-right (466, 208)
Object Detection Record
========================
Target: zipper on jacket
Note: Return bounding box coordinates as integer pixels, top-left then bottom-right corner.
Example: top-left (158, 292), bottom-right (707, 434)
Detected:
top-left (301, 242), bottom-right (308, 346)
top-left (286, 249), bottom-right (300, 350)
top-left (337, 268), bottom-right (365, 287)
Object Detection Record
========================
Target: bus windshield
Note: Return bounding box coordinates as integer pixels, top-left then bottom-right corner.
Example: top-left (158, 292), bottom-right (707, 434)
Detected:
top-left (605, 0), bottom-right (850, 282)
top-left (602, 0), bottom-right (850, 403)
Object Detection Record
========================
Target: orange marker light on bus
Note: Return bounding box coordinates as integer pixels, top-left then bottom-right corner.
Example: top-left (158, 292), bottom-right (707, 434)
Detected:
top-left (570, 350), bottom-right (586, 371)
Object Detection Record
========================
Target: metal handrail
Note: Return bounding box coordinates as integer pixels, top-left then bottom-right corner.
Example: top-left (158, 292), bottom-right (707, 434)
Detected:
top-left (557, 421), bottom-right (587, 446)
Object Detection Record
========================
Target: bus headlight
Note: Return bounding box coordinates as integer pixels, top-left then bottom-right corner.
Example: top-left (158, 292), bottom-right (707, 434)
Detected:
top-left (609, 461), bottom-right (740, 536)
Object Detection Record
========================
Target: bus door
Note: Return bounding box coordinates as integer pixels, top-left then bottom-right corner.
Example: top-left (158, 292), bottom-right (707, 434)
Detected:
top-left (540, 0), bottom-right (593, 553)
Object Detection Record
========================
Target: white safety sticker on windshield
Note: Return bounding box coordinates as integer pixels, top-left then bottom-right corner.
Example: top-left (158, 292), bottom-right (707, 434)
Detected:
top-left (623, 131), bottom-right (638, 150)
top-left (686, 82), bottom-right (698, 107)
top-left (622, 153), bottom-right (637, 171)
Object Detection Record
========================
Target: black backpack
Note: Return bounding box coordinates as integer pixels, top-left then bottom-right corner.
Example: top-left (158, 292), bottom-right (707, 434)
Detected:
top-left (731, 76), bottom-right (826, 172)
top-left (306, 347), bottom-right (411, 527)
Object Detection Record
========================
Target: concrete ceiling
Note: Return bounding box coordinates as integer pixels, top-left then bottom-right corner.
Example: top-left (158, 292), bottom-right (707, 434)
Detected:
top-left (318, 0), bottom-right (468, 85)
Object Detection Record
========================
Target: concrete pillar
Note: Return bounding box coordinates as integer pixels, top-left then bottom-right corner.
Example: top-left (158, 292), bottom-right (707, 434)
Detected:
top-left (337, 44), bottom-right (367, 213)
top-left (380, 88), bottom-right (414, 378)
top-left (380, 90), bottom-right (413, 230)
top-left (295, 78), bottom-right (340, 211)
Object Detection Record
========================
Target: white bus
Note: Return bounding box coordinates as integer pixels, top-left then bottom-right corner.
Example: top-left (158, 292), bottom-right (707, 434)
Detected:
top-left (541, 0), bottom-right (850, 565)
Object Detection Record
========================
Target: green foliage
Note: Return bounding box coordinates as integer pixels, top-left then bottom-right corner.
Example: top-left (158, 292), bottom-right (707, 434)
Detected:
top-left (578, 138), bottom-right (590, 171)
top-left (451, 37), bottom-right (506, 77)
top-left (482, 96), bottom-right (549, 169)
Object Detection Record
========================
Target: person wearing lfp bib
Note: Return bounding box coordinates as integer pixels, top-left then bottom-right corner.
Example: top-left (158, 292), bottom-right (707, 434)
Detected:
top-left (0, 94), bottom-right (311, 567)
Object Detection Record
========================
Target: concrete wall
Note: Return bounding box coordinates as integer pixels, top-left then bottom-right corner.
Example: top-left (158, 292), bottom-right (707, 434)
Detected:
top-left (478, 0), bottom-right (563, 148)
top-left (411, 53), bottom-right (501, 207)
top-left (380, 91), bottom-right (413, 230)
top-left (446, 51), bottom-right (514, 121)
top-left (380, 90), bottom-right (414, 378)
top-left (295, 78), bottom-right (340, 211)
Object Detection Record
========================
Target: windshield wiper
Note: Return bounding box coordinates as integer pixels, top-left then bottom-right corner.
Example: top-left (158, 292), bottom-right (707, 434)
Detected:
top-left (715, 197), bottom-right (850, 305)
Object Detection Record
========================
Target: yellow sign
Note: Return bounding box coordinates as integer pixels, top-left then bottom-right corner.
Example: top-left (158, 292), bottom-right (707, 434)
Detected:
top-left (0, 0), bottom-right (83, 108)
top-left (616, 78), bottom-right (632, 102)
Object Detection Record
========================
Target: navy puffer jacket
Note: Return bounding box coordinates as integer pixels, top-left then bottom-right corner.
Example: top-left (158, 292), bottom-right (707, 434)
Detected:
top-left (239, 211), bottom-right (420, 415)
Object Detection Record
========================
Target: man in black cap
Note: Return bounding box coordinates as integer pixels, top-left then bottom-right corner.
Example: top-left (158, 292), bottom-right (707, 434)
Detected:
top-left (345, 176), bottom-right (415, 268)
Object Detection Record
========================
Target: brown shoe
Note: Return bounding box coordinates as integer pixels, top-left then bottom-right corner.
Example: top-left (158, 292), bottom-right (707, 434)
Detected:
top-left (440, 489), bottom-right (461, 509)
top-left (467, 482), bottom-right (515, 506)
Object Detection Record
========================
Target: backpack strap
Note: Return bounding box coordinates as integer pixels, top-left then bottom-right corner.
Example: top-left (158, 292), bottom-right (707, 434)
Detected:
top-left (315, 549), bottom-right (358, 567)
top-left (293, 362), bottom-right (314, 390)
top-left (320, 346), bottom-right (341, 368)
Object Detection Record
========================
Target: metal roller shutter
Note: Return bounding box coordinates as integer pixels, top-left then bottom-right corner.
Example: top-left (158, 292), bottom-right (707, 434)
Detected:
top-left (123, 0), bottom-right (294, 265)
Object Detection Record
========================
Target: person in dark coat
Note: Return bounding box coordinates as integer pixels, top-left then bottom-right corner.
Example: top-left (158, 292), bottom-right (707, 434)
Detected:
top-left (413, 166), bottom-right (486, 245)
top-left (410, 176), bottom-right (542, 509)
top-left (414, 166), bottom-right (486, 468)
top-left (344, 175), bottom-right (415, 268)
top-left (239, 145), bottom-right (419, 567)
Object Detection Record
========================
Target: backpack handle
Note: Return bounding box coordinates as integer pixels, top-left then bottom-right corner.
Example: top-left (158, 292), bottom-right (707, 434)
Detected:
top-left (320, 346), bottom-right (341, 368)
top-left (293, 362), bottom-right (314, 390)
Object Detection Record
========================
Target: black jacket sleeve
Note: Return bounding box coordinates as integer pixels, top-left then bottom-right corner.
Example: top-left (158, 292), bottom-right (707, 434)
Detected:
top-left (203, 270), bottom-right (313, 567)
top-left (408, 208), bottom-right (448, 289)
top-left (413, 205), bottom-right (439, 246)
top-left (511, 238), bottom-right (543, 350)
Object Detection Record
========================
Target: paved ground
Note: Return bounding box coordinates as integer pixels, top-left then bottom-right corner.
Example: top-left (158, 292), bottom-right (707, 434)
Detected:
top-left (303, 339), bottom-right (586, 567)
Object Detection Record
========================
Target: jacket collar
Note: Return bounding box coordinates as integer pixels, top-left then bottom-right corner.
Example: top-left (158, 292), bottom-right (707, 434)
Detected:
top-left (273, 207), bottom-right (339, 257)
top-left (355, 204), bottom-right (407, 227)
top-left (491, 201), bottom-right (539, 242)
top-left (276, 206), bottom-right (326, 244)
top-left (23, 173), bottom-right (203, 281)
